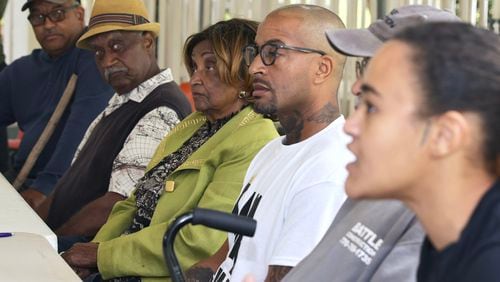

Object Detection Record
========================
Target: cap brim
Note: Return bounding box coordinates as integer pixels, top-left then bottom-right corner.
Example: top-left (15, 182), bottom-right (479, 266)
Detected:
top-left (21, 1), bottom-right (32, 11)
top-left (76, 22), bottom-right (160, 49)
top-left (326, 28), bottom-right (383, 58)
top-left (22, 0), bottom-right (79, 11)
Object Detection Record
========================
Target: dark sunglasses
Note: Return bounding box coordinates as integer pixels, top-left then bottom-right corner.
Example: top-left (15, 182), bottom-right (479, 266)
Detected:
top-left (27, 4), bottom-right (79, 27)
top-left (243, 42), bottom-right (326, 67)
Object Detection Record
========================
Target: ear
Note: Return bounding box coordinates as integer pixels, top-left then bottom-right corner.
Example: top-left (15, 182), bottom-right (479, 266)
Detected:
top-left (426, 111), bottom-right (470, 158)
top-left (142, 32), bottom-right (155, 51)
top-left (313, 55), bottom-right (333, 84)
top-left (75, 6), bottom-right (85, 22)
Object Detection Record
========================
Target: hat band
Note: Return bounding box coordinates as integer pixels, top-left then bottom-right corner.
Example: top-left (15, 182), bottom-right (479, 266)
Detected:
top-left (89, 13), bottom-right (150, 29)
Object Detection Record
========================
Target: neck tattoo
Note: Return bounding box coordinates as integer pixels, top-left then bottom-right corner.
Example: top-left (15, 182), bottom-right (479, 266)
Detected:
top-left (281, 103), bottom-right (339, 145)
top-left (281, 110), bottom-right (304, 145)
top-left (306, 103), bottom-right (339, 124)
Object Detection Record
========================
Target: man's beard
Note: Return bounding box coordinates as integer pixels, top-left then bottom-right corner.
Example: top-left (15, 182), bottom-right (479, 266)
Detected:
top-left (253, 95), bottom-right (278, 115)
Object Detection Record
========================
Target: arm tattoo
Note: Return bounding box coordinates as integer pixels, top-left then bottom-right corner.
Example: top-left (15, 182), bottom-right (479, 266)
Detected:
top-left (265, 265), bottom-right (293, 282)
top-left (306, 103), bottom-right (339, 124)
top-left (184, 267), bottom-right (214, 282)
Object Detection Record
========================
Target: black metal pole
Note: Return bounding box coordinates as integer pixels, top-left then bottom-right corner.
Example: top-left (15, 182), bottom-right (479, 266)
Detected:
top-left (163, 213), bottom-right (194, 282)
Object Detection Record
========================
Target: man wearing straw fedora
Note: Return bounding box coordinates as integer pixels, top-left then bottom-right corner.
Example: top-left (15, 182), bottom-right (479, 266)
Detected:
top-left (36, 0), bottom-right (192, 251)
top-left (0, 0), bottom-right (113, 208)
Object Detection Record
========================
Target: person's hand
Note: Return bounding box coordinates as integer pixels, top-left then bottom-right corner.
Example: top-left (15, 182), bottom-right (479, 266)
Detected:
top-left (72, 266), bottom-right (94, 279)
top-left (20, 188), bottom-right (47, 209)
top-left (62, 242), bottom-right (99, 279)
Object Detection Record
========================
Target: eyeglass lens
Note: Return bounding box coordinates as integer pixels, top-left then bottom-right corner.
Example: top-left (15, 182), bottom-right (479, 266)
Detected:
top-left (260, 44), bottom-right (278, 66)
top-left (28, 5), bottom-right (75, 26)
top-left (355, 58), bottom-right (369, 79)
top-left (244, 43), bottom-right (280, 67)
top-left (244, 45), bottom-right (258, 67)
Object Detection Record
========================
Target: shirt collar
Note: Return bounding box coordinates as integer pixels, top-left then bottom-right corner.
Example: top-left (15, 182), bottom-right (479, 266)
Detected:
top-left (107, 68), bottom-right (174, 108)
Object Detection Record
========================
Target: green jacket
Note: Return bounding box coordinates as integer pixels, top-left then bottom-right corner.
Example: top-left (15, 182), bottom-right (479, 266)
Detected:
top-left (93, 106), bottom-right (278, 281)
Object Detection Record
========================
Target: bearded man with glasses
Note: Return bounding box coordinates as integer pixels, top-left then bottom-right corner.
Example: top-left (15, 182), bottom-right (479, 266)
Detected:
top-left (185, 5), bottom-right (353, 282)
top-left (283, 5), bottom-right (460, 282)
top-left (0, 0), bottom-right (112, 209)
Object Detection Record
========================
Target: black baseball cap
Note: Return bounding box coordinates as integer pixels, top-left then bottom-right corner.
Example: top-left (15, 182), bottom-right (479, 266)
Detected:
top-left (22, 0), bottom-right (81, 12)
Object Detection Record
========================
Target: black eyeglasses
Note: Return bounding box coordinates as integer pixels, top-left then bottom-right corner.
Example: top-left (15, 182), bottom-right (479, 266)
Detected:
top-left (243, 42), bottom-right (326, 67)
top-left (27, 4), bottom-right (79, 27)
top-left (355, 57), bottom-right (370, 79)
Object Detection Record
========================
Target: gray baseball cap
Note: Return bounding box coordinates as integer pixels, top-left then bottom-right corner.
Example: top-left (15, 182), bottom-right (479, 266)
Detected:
top-left (21, 0), bottom-right (80, 11)
top-left (326, 5), bottom-right (461, 57)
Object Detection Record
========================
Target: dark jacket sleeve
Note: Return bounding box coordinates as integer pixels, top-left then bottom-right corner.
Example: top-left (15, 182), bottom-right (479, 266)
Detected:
top-left (32, 53), bottom-right (113, 195)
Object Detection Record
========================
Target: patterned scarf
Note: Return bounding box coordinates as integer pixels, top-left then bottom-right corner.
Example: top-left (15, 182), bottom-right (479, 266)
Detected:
top-left (125, 114), bottom-right (235, 235)
top-left (107, 114), bottom-right (235, 282)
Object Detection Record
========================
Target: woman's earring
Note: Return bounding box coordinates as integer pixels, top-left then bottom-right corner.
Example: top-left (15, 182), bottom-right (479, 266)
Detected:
top-left (238, 91), bottom-right (247, 99)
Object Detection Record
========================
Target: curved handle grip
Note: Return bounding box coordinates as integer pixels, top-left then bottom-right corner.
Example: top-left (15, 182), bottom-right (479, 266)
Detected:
top-left (164, 209), bottom-right (257, 282)
top-left (192, 208), bottom-right (256, 237)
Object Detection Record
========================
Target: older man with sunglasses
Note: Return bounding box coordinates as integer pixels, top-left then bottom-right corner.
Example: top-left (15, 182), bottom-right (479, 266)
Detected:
top-left (0, 0), bottom-right (112, 208)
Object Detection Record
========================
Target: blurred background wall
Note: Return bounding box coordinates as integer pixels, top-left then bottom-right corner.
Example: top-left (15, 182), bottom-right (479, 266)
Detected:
top-left (2, 0), bottom-right (499, 116)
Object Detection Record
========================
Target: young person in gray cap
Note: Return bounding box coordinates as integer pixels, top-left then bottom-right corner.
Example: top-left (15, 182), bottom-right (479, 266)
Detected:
top-left (283, 5), bottom-right (460, 282)
top-left (345, 22), bottom-right (500, 282)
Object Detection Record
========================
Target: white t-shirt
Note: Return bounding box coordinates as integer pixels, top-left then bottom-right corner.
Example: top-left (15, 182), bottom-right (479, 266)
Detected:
top-left (213, 116), bottom-right (353, 282)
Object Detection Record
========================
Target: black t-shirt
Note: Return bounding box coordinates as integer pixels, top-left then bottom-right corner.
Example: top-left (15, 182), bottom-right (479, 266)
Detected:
top-left (417, 180), bottom-right (500, 282)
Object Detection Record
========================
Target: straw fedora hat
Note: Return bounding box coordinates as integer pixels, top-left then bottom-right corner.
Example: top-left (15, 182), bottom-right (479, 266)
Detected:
top-left (76, 0), bottom-right (160, 50)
